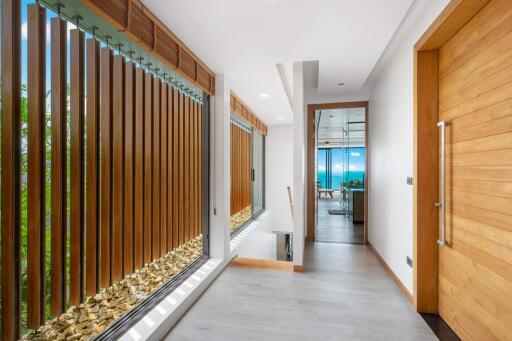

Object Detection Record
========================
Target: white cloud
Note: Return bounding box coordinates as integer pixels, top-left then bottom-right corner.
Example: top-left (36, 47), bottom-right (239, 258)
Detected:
top-left (351, 151), bottom-right (361, 157)
top-left (21, 21), bottom-right (75, 42)
top-left (349, 164), bottom-right (362, 171)
top-left (318, 165), bottom-right (326, 171)
top-left (332, 163), bottom-right (343, 171)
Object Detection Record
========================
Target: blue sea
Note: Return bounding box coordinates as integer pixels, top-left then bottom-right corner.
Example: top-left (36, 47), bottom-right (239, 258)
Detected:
top-left (317, 171), bottom-right (365, 189)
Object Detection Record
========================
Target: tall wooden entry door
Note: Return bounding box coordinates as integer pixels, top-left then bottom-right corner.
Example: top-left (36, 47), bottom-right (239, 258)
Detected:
top-left (436, 0), bottom-right (512, 339)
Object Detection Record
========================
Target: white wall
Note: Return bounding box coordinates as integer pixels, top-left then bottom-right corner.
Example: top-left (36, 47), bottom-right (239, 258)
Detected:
top-left (292, 62), bottom-right (305, 267)
top-left (366, 0), bottom-right (450, 293)
top-left (265, 124), bottom-right (294, 232)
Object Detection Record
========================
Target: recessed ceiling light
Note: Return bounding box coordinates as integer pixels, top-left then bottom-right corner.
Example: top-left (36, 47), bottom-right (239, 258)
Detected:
top-left (276, 116), bottom-right (285, 120)
top-left (259, 93), bottom-right (270, 98)
top-left (338, 82), bottom-right (344, 86)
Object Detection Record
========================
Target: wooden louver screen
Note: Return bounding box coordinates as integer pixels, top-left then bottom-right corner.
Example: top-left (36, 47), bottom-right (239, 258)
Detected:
top-left (82, 0), bottom-right (215, 95)
top-left (0, 2), bottom-right (205, 339)
top-left (230, 123), bottom-right (252, 216)
top-left (230, 91), bottom-right (268, 135)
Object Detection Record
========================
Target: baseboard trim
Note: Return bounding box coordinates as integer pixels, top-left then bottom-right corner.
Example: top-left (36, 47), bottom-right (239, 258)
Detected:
top-left (368, 242), bottom-right (413, 305)
top-left (293, 265), bottom-right (304, 272)
top-left (230, 257), bottom-right (294, 272)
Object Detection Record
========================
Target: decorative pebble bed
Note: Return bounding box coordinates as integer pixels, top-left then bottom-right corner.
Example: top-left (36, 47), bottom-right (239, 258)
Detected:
top-left (230, 206), bottom-right (252, 231)
top-left (22, 236), bottom-right (203, 341)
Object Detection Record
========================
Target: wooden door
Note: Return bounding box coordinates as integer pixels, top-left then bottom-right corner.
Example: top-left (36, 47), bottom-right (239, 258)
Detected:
top-left (437, 0), bottom-right (512, 339)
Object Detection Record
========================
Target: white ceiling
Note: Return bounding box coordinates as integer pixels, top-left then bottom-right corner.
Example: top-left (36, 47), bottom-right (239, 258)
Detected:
top-left (142, 0), bottom-right (413, 126)
top-left (317, 108), bottom-right (365, 147)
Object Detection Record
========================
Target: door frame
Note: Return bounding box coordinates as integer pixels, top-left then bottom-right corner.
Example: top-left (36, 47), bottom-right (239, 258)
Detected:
top-left (306, 101), bottom-right (369, 244)
top-left (413, 0), bottom-right (492, 313)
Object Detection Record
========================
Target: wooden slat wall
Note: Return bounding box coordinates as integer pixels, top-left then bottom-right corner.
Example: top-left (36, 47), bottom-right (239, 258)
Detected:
top-left (230, 92), bottom-right (267, 135)
top-left (230, 123), bottom-right (252, 216)
top-left (69, 27), bottom-right (85, 307)
top-left (81, 0), bottom-right (215, 95)
top-left (0, 3), bottom-right (207, 336)
top-left (26, 3), bottom-right (46, 328)
top-left (50, 17), bottom-right (68, 317)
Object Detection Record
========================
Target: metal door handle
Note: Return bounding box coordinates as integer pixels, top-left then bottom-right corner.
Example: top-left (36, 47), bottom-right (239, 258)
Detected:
top-left (437, 121), bottom-right (446, 246)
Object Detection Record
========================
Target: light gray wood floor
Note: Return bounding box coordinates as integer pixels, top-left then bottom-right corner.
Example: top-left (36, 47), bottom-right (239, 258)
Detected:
top-left (316, 194), bottom-right (364, 244)
top-left (165, 242), bottom-right (437, 341)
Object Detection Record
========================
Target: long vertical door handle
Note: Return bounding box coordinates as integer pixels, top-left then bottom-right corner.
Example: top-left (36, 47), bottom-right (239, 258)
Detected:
top-left (437, 121), bottom-right (447, 246)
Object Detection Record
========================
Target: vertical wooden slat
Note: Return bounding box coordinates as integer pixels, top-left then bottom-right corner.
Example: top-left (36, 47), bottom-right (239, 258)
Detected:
top-left (69, 27), bottom-right (85, 307)
top-left (194, 101), bottom-right (200, 237)
top-left (197, 105), bottom-right (202, 234)
top-left (190, 100), bottom-right (195, 238)
top-left (100, 47), bottom-right (113, 288)
top-left (124, 61), bottom-right (135, 275)
top-left (152, 77), bottom-right (161, 260)
top-left (172, 89), bottom-right (180, 249)
top-left (1, 0), bottom-right (22, 336)
top-left (184, 96), bottom-right (190, 242)
top-left (191, 100), bottom-right (197, 237)
top-left (85, 38), bottom-right (100, 296)
top-left (50, 17), bottom-right (67, 316)
top-left (26, 3), bottom-right (46, 328)
top-left (167, 86), bottom-right (173, 251)
top-left (230, 124), bottom-right (234, 216)
top-left (143, 72), bottom-right (153, 264)
top-left (112, 55), bottom-right (125, 281)
top-left (178, 92), bottom-right (185, 246)
top-left (160, 82), bottom-right (168, 255)
top-left (134, 68), bottom-right (145, 269)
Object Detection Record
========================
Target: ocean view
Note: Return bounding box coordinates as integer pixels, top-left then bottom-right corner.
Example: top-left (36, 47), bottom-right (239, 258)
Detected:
top-left (317, 171), bottom-right (365, 189)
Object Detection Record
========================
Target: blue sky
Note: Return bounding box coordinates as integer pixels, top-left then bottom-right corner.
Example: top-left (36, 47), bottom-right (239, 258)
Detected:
top-left (318, 147), bottom-right (366, 173)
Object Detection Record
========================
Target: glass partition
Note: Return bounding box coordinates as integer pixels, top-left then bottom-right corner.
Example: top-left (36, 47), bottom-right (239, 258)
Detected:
top-left (252, 130), bottom-right (264, 216)
top-left (230, 117), bottom-right (266, 235)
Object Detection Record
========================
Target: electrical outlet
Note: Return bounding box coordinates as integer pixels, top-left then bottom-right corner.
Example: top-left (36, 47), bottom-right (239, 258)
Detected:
top-left (406, 177), bottom-right (413, 185)
top-left (407, 256), bottom-right (413, 268)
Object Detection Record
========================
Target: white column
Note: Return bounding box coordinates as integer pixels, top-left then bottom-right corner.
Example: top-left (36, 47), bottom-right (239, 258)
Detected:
top-left (209, 74), bottom-right (231, 259)
top-left (292, 62), bottom-right (305, 267)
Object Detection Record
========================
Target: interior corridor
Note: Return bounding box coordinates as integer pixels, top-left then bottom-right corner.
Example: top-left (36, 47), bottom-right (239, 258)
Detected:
top-left (165, 242), bottom-right (436, 340)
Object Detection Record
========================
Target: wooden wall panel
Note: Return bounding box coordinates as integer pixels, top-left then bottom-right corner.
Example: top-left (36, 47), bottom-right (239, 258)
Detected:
top-left (152, 77), bottom-right (161, 260)
top-left (26, 3), bottom-right (46, 328)
top-left (133, 68), bottom-right (145, 270)
top-left (124, 61), bottom-right (135, 275)
top-left (112, 55), bottom-right (125, 281)
top-left (69, 27), bottom-right (85, 307)
top-left (86, 38), bottom-right (100, 296)
top-left (50, 17), bottom-right (68, 316)
top-left (100, 47), bottom-right (113, 288)
top-left (143, 72), bottom-right (153, 264)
